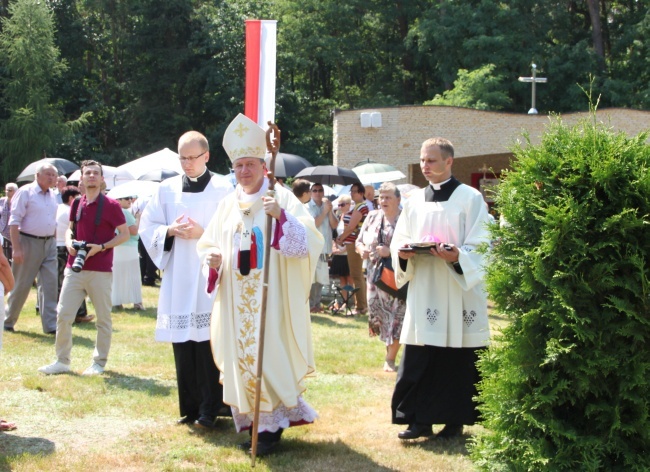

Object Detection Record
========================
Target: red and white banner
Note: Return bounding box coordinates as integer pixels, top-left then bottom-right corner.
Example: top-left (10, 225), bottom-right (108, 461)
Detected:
top-left (245, 20), bottom-right (277, 130)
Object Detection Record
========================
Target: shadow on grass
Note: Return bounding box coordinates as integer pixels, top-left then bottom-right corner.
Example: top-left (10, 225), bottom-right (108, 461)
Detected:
top-left (0, 433), bottom-right (55, 464)
top-left (196, 431), bottom-right (398, 470)
top-left (102, 371), bottom-right (173, 396)
top-left (10, 330), bottom-right (96, 349)
top-left (401, 434), bottom-right (469, 456)
top-left (488, 313), bottom-right (510, 322)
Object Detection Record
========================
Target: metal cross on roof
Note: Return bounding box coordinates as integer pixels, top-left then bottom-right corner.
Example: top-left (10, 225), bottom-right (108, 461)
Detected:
top-left (518, 63), bottom-right (547, 115)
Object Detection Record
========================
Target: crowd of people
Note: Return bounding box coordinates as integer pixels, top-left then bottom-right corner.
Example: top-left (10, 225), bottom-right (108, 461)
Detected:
top-left (0, 127), bottom-right (492, 451)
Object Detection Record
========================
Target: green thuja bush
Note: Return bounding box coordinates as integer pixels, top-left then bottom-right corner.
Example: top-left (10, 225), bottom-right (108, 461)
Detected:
top-left (470, 113), bottom-right (650, 471)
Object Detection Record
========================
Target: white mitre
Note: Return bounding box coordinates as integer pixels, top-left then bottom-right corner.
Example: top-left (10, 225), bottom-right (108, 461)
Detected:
top-left (222, 113), bottom-right (266, 163)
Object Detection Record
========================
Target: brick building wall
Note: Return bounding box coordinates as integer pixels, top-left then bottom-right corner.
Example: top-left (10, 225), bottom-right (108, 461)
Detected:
top-left (333, 106), bottom-right (650, 186)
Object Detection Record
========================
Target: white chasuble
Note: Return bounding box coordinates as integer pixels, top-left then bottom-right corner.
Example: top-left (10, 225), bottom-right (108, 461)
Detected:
top-left (139, 174), bottom-right (233, 342)
top-left (197, 181), bottom-right (323, 432)
top-left (390, 184), bottom-right (492, 349)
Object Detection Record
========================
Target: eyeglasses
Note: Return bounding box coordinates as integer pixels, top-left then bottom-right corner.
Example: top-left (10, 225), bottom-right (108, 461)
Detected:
top-left (179, 150), bottom-right (207, 162)
top-left (311, 188), bottom-right (324, 193)
top-left (118, 197), bottom-right (134, 201)
top-left (338, 203), bottom-right (349, 207)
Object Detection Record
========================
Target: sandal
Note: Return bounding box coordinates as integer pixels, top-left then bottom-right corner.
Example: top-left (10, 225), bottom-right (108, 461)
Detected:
top-left (0, 419), bottom-right (17, 431)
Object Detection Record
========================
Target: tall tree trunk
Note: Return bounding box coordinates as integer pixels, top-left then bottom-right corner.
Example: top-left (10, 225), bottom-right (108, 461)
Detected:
top-left (586, 0), bottom-right (605, 63)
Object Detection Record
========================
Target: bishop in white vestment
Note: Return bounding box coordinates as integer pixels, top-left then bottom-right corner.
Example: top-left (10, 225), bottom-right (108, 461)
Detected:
top-left (139, 131), bottom-right (233, 428)
top-left (197, 114), bottom-right (322, 454)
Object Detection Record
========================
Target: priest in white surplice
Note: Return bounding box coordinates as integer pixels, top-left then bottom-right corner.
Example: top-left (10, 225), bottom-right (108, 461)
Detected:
top-left (197, 114), bottom-right (323, 456)
top-left (139, 131), bottom-right (233, 428)
top-left (390, 137), bottom-right (491, 441)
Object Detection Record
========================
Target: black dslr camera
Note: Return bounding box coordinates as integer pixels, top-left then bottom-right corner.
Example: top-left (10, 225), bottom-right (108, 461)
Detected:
top-left (71, 241), bottom-right (89, 272)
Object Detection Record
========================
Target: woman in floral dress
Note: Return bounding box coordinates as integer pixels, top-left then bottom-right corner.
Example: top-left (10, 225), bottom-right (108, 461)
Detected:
top-left (356, 182), bottom-right (406, 372)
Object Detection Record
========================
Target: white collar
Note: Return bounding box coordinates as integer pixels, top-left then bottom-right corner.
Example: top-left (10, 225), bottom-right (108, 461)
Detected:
top-left (430, 177), bottom-right (451, 191)
top-left (187, 167), bottom-right (208, 182)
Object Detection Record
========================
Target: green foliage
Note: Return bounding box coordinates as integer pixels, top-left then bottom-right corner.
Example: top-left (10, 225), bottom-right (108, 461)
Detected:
top-left (0, 0), bottom-right (88, 180)
top-left (423, 64), bottom-right (511, 110)
top-left (470, 109), bottom-right (650, 470)
top-left (2, 0), bottom-right (650, 177)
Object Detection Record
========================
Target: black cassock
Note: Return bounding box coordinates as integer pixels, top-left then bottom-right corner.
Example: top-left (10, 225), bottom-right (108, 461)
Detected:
top-left (391, 177), bottom-right (484, 427)
top-left (168, 170), bottom-right (227, 425)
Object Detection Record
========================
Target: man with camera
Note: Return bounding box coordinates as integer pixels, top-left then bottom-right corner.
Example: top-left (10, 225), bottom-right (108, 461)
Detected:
top-left (39, 160), bottom-right (129, 376)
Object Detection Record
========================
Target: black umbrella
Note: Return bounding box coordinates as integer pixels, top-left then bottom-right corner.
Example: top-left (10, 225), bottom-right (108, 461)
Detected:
top-left (137, 168), bottom-right (180, 182)
top-left (16, 157), bottom-right (80, 182)
top-left (265, 153), bottom-right (313, 178)
top-left (294, 165), bottom-right (360, 186)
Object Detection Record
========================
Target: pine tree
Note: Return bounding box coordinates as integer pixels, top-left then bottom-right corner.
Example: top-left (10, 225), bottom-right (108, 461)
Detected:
top-left (470, 106), bottom-right (650, 470)
top-left (0, 0), bottom-right (87, 180)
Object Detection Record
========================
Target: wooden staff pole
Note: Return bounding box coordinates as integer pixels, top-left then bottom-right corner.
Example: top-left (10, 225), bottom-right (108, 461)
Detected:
top-left (250, 122), bottom-right (281, 467)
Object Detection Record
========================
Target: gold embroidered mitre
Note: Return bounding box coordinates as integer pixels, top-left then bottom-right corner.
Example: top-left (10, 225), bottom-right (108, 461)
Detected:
top-left (222, 113), bottom-right (266, 163)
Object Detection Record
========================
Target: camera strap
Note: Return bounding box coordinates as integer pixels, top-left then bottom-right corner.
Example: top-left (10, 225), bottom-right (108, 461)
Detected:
top-left (73, 193), bottom-right (105, 243)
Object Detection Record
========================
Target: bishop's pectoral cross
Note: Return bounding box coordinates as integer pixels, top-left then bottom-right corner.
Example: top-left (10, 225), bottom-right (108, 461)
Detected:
top-left (518, 63), bottom-right (547, 115)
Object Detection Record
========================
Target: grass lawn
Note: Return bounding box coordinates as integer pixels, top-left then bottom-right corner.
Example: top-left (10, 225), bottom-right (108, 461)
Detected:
top-left (0, 285), bottom-right (502, 471)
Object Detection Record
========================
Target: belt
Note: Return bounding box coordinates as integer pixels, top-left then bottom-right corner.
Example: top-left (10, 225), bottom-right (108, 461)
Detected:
top-left (20, 231), bottom-right (54, 240)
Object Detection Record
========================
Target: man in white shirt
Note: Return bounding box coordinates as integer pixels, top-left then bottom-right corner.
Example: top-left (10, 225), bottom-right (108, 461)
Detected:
top-left (4, 164), bottom-right (59, 333)
top-left (306, 183), bottom-right (337, 312)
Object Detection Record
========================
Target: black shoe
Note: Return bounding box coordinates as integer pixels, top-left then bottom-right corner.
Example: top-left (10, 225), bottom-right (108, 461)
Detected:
top-left (176, 416), bottom-right (197, 425)
top-left (239, 439), bottom-right (279, 457)
top-left (3, 326), bottom-right (14, 332)
top-left (193, 416), bottom-right (218, 430)
top-left (255, 440), bottom-right (279, 457)
top-left (45, 330), bottom-right (56, 335)
top-left (216, 406), bottom-right (232, 417)
top-left (398, 423), bottom-right (434, 440)
top-left (436, 424), bottom-right (463, 439)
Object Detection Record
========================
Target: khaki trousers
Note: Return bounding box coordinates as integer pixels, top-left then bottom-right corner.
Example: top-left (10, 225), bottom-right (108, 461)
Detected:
top-left (346, 246), bottom-right (367, 312)
top-left (4, 234), bottom-right (57, 332)
top-left (56, 269), bottom-right (113, 367)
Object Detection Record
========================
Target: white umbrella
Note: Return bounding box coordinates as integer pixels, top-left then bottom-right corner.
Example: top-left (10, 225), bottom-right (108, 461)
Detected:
top-left (117, 148), bottom-right (182, 180)
top-left (352, 162), bottom-right (405, 185)
top-left (107, 180), bottom-right (160, 200)
top-left (68, 166), bottom-right (134, 190)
